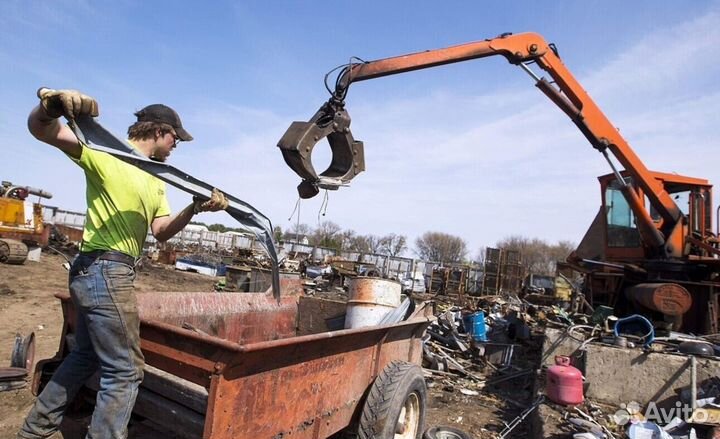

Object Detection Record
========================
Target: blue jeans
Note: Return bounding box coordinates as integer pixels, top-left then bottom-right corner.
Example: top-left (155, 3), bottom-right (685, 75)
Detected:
top-left (19, 253), bottom-right (144, 439)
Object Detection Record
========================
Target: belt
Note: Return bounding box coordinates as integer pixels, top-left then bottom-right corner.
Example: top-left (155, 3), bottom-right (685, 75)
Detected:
top-left (81, 250), bottom-right (137, 266)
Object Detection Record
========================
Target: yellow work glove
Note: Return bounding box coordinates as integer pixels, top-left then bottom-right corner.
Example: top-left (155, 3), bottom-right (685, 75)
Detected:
top-left (37, 87), bottom-right (99, 120)
top-left (193, 188), bottom-right (229, 213)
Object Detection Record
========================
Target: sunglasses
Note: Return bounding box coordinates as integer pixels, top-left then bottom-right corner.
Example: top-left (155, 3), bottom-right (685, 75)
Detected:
top-left (168, 131), bottom-right (180, 146)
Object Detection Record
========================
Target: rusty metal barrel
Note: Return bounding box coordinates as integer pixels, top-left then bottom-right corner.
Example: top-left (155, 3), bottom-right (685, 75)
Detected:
top-left (345, 277), bottom-right (402, 328)
top-left (625, 282), bottom-right (692, 316)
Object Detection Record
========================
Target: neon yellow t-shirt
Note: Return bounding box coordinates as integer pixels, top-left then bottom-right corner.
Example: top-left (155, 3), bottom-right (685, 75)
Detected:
top-left (70, 141), bottom-right (171, 257)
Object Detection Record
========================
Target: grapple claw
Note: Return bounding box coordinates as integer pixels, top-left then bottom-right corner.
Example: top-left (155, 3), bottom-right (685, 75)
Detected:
top-left (277, 101), bottom-right (364, 198)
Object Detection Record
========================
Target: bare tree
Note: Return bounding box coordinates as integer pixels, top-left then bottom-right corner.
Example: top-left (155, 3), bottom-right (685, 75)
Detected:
top-left (548, 240), bottom-right (576, 266)
top-left (339, 229), bottom-right (357, 251)
top-left (415, 231), bottom-right (467, 262)
top-left (310, 221), bottom-right (343, 250)
top-left (347, 234), bottom-right (384, 254)
top-left (380, 233), bottom-right (408, 257)
top-left (346, 235), bottom-right (368, 253)
top-left (475, 246), bottom-right (486, 266)
top-left (495, 235), bottom-right (576, 276)
top-left (289, 222), bottom-right (310, 235)
top-left (283, 222), bottom-right (311, 243)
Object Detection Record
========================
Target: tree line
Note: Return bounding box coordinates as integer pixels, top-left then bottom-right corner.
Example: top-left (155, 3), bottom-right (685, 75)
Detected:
top-left (191, 221), bottom-right (574, 275)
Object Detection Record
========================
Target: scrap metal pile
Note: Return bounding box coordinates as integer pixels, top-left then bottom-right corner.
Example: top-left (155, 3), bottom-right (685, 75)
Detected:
top-left (419, 294), bottom-right (561, 438)
top-left (538, 320), bottom-right (720, 439)
top-left (416, 286), bottom-right (720, 438)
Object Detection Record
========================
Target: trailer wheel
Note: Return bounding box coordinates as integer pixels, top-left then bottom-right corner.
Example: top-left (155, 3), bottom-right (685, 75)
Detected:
top-left (422, 426), bottom-right (472, 439)
top-left (358, 361), bottom-right (426, 439)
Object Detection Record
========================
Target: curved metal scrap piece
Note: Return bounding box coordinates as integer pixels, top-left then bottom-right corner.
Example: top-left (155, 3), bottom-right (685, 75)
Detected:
top-left (70, 116), bottom-right (280, 301)
top-left (277, 101), bottom-right (364, 199)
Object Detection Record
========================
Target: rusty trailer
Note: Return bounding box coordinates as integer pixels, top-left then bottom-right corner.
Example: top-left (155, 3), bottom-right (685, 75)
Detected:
top-left (32, 281), bottom-right (432, 439)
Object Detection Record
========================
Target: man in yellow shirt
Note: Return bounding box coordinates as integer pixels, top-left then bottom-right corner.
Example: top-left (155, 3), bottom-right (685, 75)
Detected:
top-left (19, 88), bottom-right (227, 439)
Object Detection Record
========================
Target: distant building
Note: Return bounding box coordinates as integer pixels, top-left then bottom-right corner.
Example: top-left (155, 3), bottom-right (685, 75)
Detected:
top-left (282, 233), bottom-right (310, 245)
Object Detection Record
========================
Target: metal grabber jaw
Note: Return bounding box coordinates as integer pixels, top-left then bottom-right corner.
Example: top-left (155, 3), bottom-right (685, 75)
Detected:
top-left (277, 100), bottom-right (365, 199)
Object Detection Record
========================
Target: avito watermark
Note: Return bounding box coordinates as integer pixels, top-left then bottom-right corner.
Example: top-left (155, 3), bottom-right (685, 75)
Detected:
top-left (613, 400), bottom-right (709, 426)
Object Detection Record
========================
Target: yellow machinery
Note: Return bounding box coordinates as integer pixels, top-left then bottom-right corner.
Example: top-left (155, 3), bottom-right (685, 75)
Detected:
top-left (0, 181), bottom-right (52, 264)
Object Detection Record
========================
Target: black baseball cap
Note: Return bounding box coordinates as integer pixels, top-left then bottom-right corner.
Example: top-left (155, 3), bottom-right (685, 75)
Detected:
top-left (134, 104), bottom-right (193, 141)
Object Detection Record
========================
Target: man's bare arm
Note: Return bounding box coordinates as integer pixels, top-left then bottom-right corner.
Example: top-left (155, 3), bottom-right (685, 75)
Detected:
top-left (151, 189), bottom-right (229, 242)
top-left (27, 105), bottom-right (83, 159)
top-left (151, 203), bottom-right (196, 242)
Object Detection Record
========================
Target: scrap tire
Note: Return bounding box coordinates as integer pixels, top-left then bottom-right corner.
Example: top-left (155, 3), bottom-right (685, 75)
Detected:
top-left (11, 332), bottom-right (35, 370)
top-left (358, 361), bottom-right (426, 439)
top-left (10, 334), bottom-right (24, 368)
top-left (422, 426), bottom-right (472, 439)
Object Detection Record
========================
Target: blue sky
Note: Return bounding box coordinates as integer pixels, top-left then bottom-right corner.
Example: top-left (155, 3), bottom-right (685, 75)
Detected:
top-left (2, 1), bottom-right (719, 258)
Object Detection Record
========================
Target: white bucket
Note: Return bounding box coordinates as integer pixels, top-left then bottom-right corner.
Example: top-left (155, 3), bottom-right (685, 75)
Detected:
top-left (344, 277), bottom-right (401, 329)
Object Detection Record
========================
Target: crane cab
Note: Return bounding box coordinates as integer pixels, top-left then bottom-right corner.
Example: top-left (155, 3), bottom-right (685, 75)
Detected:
top-left (573, 171), bottom-right (719, 333)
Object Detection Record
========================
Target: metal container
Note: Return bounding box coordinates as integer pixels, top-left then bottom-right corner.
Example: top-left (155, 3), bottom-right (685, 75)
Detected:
top-left (546, 356), bottom-right (584, 405)
top-left (678, 340), bottom-right (715, 357)
top-left (34, 288), bottom-right (432, 439)
top-left (613, 335), bottom-right (628, 348)
top-left (345, 277), bottom-right (402, 328)
top-left (625, 282), bottom-right (692, 316)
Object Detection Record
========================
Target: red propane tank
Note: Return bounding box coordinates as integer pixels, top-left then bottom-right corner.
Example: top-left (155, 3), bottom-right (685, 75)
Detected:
top-left (546, 356), bottom-right (584, 405)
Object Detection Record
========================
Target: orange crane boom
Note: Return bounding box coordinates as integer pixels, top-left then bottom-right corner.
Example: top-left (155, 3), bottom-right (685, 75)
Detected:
top-left (279, 32), bottom-right (689, 257)
top-left (278, 32), bottom-right (720, 332)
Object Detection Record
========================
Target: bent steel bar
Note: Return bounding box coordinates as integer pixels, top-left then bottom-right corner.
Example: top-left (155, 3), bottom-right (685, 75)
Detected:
top-left (70, 116), bottom-right (280, 301)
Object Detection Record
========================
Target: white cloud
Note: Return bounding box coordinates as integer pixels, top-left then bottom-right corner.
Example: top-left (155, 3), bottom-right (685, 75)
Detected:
top-left (3, 4), bottom-right (718, 256)
top-left (584, 10), bottom-right (720, 98)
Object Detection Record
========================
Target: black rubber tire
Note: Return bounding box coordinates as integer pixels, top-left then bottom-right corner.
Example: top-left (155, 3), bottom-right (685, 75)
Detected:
top-left (11, 332), bottom-right (35, 370)
top-left (423, 425), bottom-right (472, 439)
top-left (358, 361), bottom-right (427, 439)
top-left (10, 334), bottom-right (24, 368)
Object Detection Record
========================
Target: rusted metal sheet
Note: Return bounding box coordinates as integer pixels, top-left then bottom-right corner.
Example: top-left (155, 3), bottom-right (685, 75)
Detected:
top-left (277, 272), bottom-right (304, 296)
top-left (297, 296), bottom-right (347, 336)
top-left (137, 292), bottom-right (298, 343)
top-left (205, 320), bottom-right (426, 439)
top-left (225, 266), bottom-right (303, 295)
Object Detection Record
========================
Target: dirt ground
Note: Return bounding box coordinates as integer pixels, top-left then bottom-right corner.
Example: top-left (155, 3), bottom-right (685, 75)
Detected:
top-left (0, 252), bottom-right (533, 438)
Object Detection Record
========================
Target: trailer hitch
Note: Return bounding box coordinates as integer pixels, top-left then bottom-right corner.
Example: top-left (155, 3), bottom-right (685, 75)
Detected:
top-left (277, 99), bottom-right (365, 199)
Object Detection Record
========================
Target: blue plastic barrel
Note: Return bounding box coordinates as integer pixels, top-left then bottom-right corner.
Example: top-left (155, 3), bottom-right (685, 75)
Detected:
top-left (463, 311), bottom-right (488, 342)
